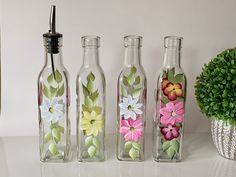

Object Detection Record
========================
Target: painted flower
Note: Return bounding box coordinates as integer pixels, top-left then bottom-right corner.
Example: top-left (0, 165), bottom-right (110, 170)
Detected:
top-left (40, 98), bottom-right (65, 122)
top-left (161, 79), bottom-right (170, 89)
top-left (119, 95), bottom-right (143, 120)
top-left (163, 82), bottom-right (183, 101)
top-left (161, 124), bottom-right (180, 140)
top-left (160, 102), bottom-right (184, 125)
top-left (80, 111), bottom-right (103, 136)
top-left (120, 116), bottom-right (143, 142)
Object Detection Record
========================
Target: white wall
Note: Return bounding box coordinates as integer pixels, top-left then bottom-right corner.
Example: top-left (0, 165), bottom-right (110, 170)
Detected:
top-left (0, 0), bottom-right (236, 136)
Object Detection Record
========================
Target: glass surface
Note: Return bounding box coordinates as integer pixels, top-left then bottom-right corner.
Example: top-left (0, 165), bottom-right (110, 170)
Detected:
top-left (153, 36), bottom-right (186, 162)
top-left (37, 37), bottom-right (71, 162)
top-left (76, 36), bottom-right (105, 162)
top-left (117, 36), bottom-right (147, 161)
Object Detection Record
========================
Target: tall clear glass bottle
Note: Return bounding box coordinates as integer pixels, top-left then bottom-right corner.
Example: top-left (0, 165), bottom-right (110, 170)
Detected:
top-left (117, 36), bottom-right (147, 161)
top-left (37, 6), bottom-right (71, 162)
top-left (77, 36), bottom-right (105, 162)
top-left (153, 36), bottom-right (186, 162)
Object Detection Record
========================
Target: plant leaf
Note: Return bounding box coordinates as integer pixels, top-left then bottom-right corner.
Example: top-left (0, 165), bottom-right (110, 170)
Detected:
top-left (47, 73), bottom-right (53, 84)
top-left (56, 84), bottom-right (64, 97)
top-left (93, 137), bottom-right (100, 149)
top-left (85, 136), bottom-right (93, 147)
top-left (87, 79), bottom-right (93, 93)
top-left (43, 85), bottom-right (51, 99)
top-left (85, 96), bottom-right (93, 108)
top-left (50, 86), bottom-right (57, 97)
top-left (93, 106), bottom-right (102, 114)
top-left (170, 140), bottom-right (179, 152)
top-left (174, 74), bottom-right (184, 83)
top-left (167, 147), bottom-right (175, 159)
top-left (57, 125), bottom-right (64, 134)
top-left (87, 72), bottom-right (95, 81)
top-left (129, 147), bottom-right (139, 160)
top-left (132, 88), bottom-right (142, 98)
top-left (176, 97), bottom-right (184, 102)
top-left (44, 132), bottom-right (52, 143)
top-left (91, 89), bottom-right (99, 103)
top-left (124, 141), bottom-right (132, 151)
top-left (82, 104), bottom-right (92, 112)
top-left (131, 66), bottom-right (137, 75)
top-left (132, 142), bottom-right (141, 150)
top-left (162, 141), bottom-right (171, 151)
top-left (161, 97), bottom-right (169, 104)
top-left (88, 145), bottom-right (96, 157)
top-left (121, 86), bottom-right (128, 97)
top-left (52, 128), bottom-right (61, 141)
top-left (127, 74), bottom-right (135, 85)
top-left (134, 76), bottom-right (141, 85)
top-left (49, 143), bottom-right (58, 155)
top-left (167, 68), bottom-right (175, 82)
top-left (55, 70), bottom-right (63, 83)
top-left (123, 76), bottom-right (129, 86)
top-left (82, 84), bottom-right (90, 96)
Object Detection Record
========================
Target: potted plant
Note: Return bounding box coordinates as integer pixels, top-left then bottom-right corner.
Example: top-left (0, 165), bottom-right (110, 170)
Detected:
top-left (195, 48), bottom-right (236, 160)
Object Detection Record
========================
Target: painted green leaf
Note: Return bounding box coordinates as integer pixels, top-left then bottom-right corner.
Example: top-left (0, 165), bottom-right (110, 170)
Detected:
top-left (93, 137), bottom-right (100, 149)
top-left (93, 106), bottom-right (102, 114)
top-left (49, 143), bottom-right (58, 155)
top-left (85, 136), bottom-right (93, 147)
top-left (176, 97), bottom-right (184, 102)
top-left (88, 145), bottom-right (96, 157)
top-left (56, 84), bottom-right (64, 97)
top-left (82, 84), bottom-right (90, 96)
top-left (44, 132), bottom-right (52, 143)
top-left (167, 147), bottom-right (175, 159)
top-left (124, 141), bottom-right (132, 151)
top-left (57, 125), bottom-right (65, 133)
top-left (87, 79), bottom-right (94, 93)
top-left (132, 88), bottom-right (142, 98)
top-left (132, 142), bottom-right (141, 150)
top-left (162, 141), bottom-right (171, 151)
top-left (85, 96), bottom-right (93, 108)
top-left (162, 70), bottom-right (167, 78)
top-left (50, 86), bottom-right (57, 97)
top-left (167, 68), bottom-right (175, 82)
top-left (87, 72), bottom-right (95, 81)
top-left (91, 90), bottom-right (99, 103)
top-left (134, 76), bottom-right (140, 85)
top-left (123, 76), bottom-right (129, 86)
top-left (82, 104), bottom-right (92, 113)
top-left (127, 74), bottom-right (135, 85)
top-left (55, 70), bottom-right (63, 83)
top-left (43, 85), bottom-right (51, 99)
top-left (174, 74), bottom-right (184, 83)
top-left (121, 86), bottom-right (128, 97)
top-left (131, 66), bottom-right (137, 75)
top-left (47, 73), bottom-right (53, 84)
top-left (52, 128), bottom-right (61, 141)
top-left (129, 147), bottom-right (139, 160)
top-left (170, 140), bottom-right (179, 152)
top-left (161, 97), bottom-right (169, 104)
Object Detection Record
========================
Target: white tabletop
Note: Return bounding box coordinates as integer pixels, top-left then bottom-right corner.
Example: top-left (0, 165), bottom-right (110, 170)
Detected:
top-left (0, 133), bottom-right (235, 177)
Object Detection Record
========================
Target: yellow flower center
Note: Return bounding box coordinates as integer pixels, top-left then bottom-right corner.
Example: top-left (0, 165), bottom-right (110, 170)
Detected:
top-left (171, 111), bottom-right (176, 117)
top-left (49, 107), bottom-right (54, 113)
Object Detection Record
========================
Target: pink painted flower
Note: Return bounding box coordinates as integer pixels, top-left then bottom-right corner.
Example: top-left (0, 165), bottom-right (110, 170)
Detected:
top-left (120, 116), bottom-right (143, 142)
top-left (161, 124), bottom-right (180, 140)
top-left (160, 102), bottom-right (184, 125)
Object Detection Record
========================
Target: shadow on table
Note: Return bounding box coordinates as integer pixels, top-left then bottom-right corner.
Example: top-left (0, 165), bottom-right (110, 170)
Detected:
top-left (0, 138), bottom-right (9, 177)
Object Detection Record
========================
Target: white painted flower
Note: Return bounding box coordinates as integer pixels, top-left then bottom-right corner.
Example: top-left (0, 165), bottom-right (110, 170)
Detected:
top-left (40, 98), bottom-right (65, 122)
top-left (119, 95), bottom-right (143, 120)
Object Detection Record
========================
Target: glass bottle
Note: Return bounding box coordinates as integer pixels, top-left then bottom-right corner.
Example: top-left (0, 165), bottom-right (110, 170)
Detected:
top-left (37, 6), bottom-right (71, 162)
top-left (117, 36), bottom-right (147, 161)
top-left (77, 36), bottom-right (105, 162)
top-left (153, 36), bottom-right (186, 162)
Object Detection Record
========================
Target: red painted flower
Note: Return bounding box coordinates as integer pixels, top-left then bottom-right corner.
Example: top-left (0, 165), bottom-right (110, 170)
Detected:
top-left (161, 79), bottom-right (170, 89)
top-left (163, 82), bottom-right (183, 101)
top-left (160, 124), bottom-right (180, 140)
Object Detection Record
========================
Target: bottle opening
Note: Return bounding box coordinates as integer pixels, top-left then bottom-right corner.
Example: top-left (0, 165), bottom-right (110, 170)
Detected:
top-left (124, 35), bottom-right (142, 47)
top-left (82, 35), bottom-right (100, 47)
top-left (164, 36), bottom-right (183, 48)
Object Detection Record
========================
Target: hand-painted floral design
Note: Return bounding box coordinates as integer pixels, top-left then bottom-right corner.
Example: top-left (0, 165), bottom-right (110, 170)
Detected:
top-left (161, 124), bottom-right (180, 140)
top-left (160, 102), bottom-right (184, 125)
top-left (40, 98), bottom-right (65, 122)
top-left (119, 95), bottom-right (143, 120)
top-left (157, 68), bottom-right (185, 160)
top-left (81, 111), bottom-right (103, 136)
top-left (163, 82), bottom-right (183, 101)
top-left (120, 116), bottom-right (143, 142)
top-left (118, 66), bottom-right (145, 160)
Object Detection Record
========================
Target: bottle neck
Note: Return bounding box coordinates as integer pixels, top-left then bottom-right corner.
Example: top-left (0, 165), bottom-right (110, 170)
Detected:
top-left (83, 46), bottom-right (99, 67)
top-left (124, 46), bottom-right (141, 67)
top-left (45, 48), bottom-right (63, 67)
top-left (162, 47), bottom-right (181, 68)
